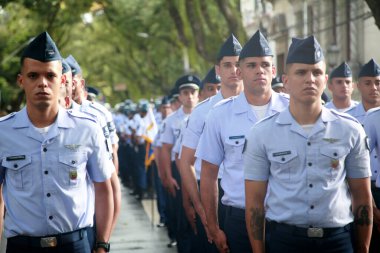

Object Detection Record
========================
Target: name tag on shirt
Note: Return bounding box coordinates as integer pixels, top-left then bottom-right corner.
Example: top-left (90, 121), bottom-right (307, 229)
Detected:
top-left (229, 135), bottom-right (245, 140)
top-left (6, 155), bottom-right (26, 161)
top-left (272, 151), bottom-right (291, 157)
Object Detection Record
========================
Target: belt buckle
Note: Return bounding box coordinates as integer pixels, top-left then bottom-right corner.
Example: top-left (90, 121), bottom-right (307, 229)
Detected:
top-left (307, 227), bottom-right (324, 238)
top-left (40, 237), bottom-right (58, 247)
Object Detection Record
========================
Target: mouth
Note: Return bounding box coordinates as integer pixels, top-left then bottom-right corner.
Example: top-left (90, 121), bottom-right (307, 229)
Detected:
top-left (36, 92), bottom-right (50, 97)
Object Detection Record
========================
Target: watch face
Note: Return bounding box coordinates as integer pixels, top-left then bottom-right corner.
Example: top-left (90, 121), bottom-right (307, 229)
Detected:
top-left (96, 242), bottom-right (110, 252)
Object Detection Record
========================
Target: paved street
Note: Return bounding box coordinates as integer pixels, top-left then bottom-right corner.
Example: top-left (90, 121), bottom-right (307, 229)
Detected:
top-left (0, 183), bottom-right (176, 253)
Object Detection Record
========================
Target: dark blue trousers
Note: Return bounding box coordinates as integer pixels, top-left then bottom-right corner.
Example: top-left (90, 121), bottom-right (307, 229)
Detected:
top-left (153, 161), bottom-right (167, 223)
top-left (266, 221), bottom-right (353, 253)
top-left (223, 206), bottom-right (251, 253)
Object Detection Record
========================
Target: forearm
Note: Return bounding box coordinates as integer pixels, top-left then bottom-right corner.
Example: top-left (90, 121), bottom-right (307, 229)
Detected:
top-left (200, 164), bottom-right (219, 232)
top-left (161, 144), bottom-right (173, 179)
top-left (110, 172), bottom-right (121, 233)
top-left (112, 144), bottom-right (119, 174)
top-left (349, 178), bottom-right (373, 252)
top-left (179, 150), bottom-right (200, 206)
top-left (95, 180), bottom-right (114, 242)
top-left (245, 180), bottom-right (268, 253)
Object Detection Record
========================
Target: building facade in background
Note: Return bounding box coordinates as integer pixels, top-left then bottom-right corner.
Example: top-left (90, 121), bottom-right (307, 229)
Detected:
top-left (241, 0), bottom-right (380, 78)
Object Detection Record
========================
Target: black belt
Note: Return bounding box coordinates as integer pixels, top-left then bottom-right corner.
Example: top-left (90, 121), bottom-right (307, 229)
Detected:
top-left (225, 205), bottom-right (245, 217)
top-left (7, 228), bottom-right (87, 248)
top-left (266, 220), bottom-right (351, 238)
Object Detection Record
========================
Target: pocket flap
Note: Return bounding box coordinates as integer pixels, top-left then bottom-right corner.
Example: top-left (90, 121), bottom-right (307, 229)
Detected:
top-left (59, 153), bottom-right (86, 167)
top-left (320, 147), bottom-right (349, 159)
top-left (269, 149), bottom-right (298, 164)
top-left (2, 155), bottom-right (31, 170)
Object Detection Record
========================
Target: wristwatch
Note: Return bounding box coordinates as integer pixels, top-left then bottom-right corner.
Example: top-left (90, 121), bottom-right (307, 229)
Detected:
top-left (95, 241), bottom-right (110, 252)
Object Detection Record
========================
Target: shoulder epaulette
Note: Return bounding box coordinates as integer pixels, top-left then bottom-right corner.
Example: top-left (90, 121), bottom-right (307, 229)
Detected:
top-left (67, 109), bottom-right (97, 123)
top-left (330, 109), bottom-right (360, 123)
top-left (260, 111), bottom-right (280, 123)
top-left (367, 107), bottom-right (380, 116)
top-left (0, 112), bottom-right (16, 122)
top-left (194, 97), bottom-right (211, 109)
top-left (214, 96), bottom-right (235, 108)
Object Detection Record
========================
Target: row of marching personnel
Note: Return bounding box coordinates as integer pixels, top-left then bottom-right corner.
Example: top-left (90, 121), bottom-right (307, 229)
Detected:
top-left (118, 30), bottom-right (380, 253)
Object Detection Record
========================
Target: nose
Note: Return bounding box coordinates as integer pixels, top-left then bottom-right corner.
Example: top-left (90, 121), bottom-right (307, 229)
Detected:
top-left (38, 76), bottom-right (49, 88)
top-left (305, 71), bottom-right (315, 84)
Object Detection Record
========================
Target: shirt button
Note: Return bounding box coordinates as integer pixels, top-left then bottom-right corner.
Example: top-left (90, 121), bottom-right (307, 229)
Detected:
top-left (375, 156), bottom-right (378, 159)
top-left (308, 162), bottom-right (312, 167)
top-left (310, 205), bottom-right (314, 209)
top-left (309, 184), bottom-right (313, 188)
top-left (281, 157), bottom-right (285, 161)
top-left (333, 152), bottom-right (337, 156)
top-left (47, 193), bottom-right (51, 197)
top-left (375, 170), bottom-right (378, 174)
top-left (49, 216), bottom-right (53, 220)
top-left (43, 148), bottom-right (47, 152)
top-left (235, 141), bottom-right (239, 144)
top-left (71, 160), bottom-right (76, 165)
top-left (13, 164), bottom-right (18, 168)
top-left (44, 171), bottom-right (48, 175)
top-left (307, 142), bottom-right (311, 146)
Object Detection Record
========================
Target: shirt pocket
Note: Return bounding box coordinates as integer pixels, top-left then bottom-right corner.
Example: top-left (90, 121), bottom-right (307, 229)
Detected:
top-left (58, 153), bottom-right (87, 188)
top-left (268, 149), bottom-right (299, 181)
top-left (224, 138), bottom-right (245, 165)
top-left (2, 155), bottom-right (32, 191)
top-left (319, 147), bottom-right (349, 181)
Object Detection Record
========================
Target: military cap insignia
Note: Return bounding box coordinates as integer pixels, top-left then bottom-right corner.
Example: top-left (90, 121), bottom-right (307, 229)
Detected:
top-left (322, 138), bottom-right (339, 144)
top-left (188, 75), bottom-right (193, 82)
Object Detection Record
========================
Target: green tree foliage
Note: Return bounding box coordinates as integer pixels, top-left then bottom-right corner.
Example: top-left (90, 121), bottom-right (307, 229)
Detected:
top-left (0, 0), bottom-right (246, 110)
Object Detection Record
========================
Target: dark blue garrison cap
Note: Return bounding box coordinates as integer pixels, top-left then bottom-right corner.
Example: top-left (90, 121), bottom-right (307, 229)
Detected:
top-left (161, 96), bottom-right (171, 106)
top-left (239, 30), bottom-right (273, 60)
top-left (21, 31), bottom-right (61, 62)
top-left (65, 55), bottom-right (82, 76)
top-left (216, 34), bottom-right (242, 61)
top-left (359, 59), bottom-right (380, 77)
top-left (271, 76), bottom-right (283, 89)
top-left (286, 36), bottom-right (324, 64)
top-left (175, 74), bottom-right (201, 90)
top-left (201, 67), bottom-right (220, 89)
top-left (86, 86), bottom-right (99, 96)
top-left (330, 62), bottom-right (352, 79)
top-left (62, 59), bottom-right (71, 74)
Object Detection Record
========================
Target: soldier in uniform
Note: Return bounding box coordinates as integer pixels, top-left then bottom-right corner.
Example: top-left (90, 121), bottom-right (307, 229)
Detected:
top-left (325, 62), bottom-right (358, 112)
top-left (196, 30), bottom-right (289, 253)
top-left (198, 67), bottom-right (221, 102)
top-left (360, 59), bottom-right (380, 253)
top-left (0, 31), bottom-right (114, 253)
top-left (244, 36), bottom-right (372, 253)
top-left (160, 75), bottom-right (200, 252)
top-left (271, 76), bottom-right (286, 93)
top-left (179, 34), bottom-right (243, 252)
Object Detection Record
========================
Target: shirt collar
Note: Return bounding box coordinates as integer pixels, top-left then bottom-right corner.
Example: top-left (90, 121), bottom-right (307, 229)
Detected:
top-left (276, 106), bottom-right (338, 125)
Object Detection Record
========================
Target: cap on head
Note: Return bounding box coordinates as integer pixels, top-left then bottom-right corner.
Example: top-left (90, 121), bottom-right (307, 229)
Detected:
top-left (62, 59), bottom-right (71, 74)
top-left (139, 103), bottom-right (149, 113)
top-left (65, 55), bottom-right (82, 76)
top-left (329, 62), bottom-right (352, 79)
top-left (201, 67), bottom-right (220, 90)
top-left (286, 35), bottom-right (324, 64)
top-left (239, 30), bottom-right (273, 60)
top-left (86, 86), bottom-right (99, 96)
top-left (21, 31), bottom-right (62, 63)
top-left (271, 76), bottom-right (283, 89)
top-left (358, 59), bottom-right (380, 78)
top-left (161, 96), bottom-right (171, 106)
top-left (175, 74), bottom-right (201, 91)
top-left (216, 34), bottom-right (242, 62)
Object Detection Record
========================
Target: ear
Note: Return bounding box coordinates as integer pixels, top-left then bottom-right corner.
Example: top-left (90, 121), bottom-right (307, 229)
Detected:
top-left (17, 73), bottom-right (24, 89)
top-left (215, 64), bottom-right (220, 76)
top-left (272, 65), bottom-right (276, 77)
top-left (282, 73), bottom-right (289, 90)
top-left (61, 74), bottom-right (66, 87)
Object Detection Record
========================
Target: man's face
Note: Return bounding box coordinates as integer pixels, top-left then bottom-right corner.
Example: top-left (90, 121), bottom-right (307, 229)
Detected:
top-left (357, 76), bottom-right (380, 106)
top-left (178, 87), bottom-right (199, 109)
top-left (328, 77), bottom-right (354, 100)
top-left (283, 61), bottom-right (327, 105)
top-left (201, 83), bottom-right (221, 100)
top-left (216, 56), bottom-right (242, 89)
top-left (237, 56), bottom-right (275, 94)
top-left (160, 104), bottom-right (172, 118)
top-left (18, 58), bottom-right (64, 111)
top-left (72, 74), bottom-right (85, 103)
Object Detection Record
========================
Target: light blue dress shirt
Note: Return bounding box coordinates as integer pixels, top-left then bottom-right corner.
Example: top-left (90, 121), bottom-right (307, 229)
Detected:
top-left (0, 107), bottom-right (114, 237)
top-left (346, 103), bottom-right (380, 180)
top-left (324, 100), bottom-right (358, 112)
top-left (244, 107), bottom-right (370, 227)
top-left (196, 92), bottom-right (289, 208)
top-left (160, 107), bottom-right (188, 161)
top-left (182, 92), bottom-right (225, 180)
